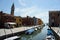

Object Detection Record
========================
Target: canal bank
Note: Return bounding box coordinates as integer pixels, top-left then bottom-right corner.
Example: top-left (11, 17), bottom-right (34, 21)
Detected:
top-left (51, 27), bottom-right (60, 40)
top-left (0, 25), bottom-right (43, 40)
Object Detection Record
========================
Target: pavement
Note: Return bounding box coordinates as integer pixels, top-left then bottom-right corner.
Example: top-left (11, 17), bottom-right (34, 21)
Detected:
top-left (0, 25), bottom-right (41, 37)
top-left (51, 27), bottom-right (60, 37)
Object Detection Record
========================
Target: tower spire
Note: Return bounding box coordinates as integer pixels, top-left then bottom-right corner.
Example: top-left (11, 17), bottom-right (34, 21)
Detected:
top-left (11, 3), bottom-right (15, 16)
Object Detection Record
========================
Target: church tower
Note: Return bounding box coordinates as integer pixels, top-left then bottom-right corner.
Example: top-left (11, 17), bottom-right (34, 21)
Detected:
top-left (11, 3), bottom-right (15, 16)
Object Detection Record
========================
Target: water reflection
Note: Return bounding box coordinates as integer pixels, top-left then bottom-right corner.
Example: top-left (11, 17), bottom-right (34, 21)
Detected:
top-left (19, 26), bottom-right (48, 40)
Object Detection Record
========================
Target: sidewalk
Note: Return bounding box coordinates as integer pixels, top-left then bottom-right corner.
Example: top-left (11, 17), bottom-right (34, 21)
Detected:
top-left (51, 27), bottom-right (60, 37)
top-left (0, 25), bottom-right (41, 37)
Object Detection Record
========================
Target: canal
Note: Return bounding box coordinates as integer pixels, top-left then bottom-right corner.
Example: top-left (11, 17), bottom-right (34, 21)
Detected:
top-left (18, 25), bottom-right (48, 40)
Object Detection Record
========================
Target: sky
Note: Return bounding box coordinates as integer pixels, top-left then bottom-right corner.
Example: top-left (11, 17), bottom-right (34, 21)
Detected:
top-left (0, 0), bottom-right (60, 23)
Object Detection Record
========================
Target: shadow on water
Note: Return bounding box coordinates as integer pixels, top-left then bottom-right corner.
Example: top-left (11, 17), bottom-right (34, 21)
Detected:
top-left (18, 26), bottom-right (48, 40)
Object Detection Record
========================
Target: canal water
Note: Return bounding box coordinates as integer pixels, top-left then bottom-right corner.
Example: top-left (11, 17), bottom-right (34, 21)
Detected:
top-left (19, 25), bottom-right (48, 40)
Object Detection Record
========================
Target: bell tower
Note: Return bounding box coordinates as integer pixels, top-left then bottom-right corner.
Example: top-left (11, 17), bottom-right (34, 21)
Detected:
top-left (11, 3), bottom-right (15, 16)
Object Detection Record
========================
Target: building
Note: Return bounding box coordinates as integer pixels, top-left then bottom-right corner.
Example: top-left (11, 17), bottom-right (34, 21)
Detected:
top-left (14, 16), bottom-right (22, 27)
top-left (22, 16), bottom-right (34, 26)
top-left (11, 3), bottom-right (15, 16)
top-left (0, 3), bottom-right (15, 27)
top-left (49, 11), bottom-right (60, 27)
top-left (0, 11), bottom-right (15, 27)
top-left (37, 18), bottom-right (43, 25)
top-left (0, 3), bottom-right (43, 27)
top-left (33, 17), bottom-right (38, 25)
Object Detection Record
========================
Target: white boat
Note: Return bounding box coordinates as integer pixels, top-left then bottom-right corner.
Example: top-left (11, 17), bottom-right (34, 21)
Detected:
top-left (37, 27), bottom-right (41, 29)
top-left (4, 22), bottom-right (16, 28)
top-left (35, 28), bottom-right (38, 31)
top-left (4, 36), bottom-right (20, 40)
top-left (46, 35), bottom-right (55, 40)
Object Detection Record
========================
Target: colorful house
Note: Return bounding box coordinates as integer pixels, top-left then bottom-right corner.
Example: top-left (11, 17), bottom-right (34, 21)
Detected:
top-left (14, 16), bottom-right (22, 27)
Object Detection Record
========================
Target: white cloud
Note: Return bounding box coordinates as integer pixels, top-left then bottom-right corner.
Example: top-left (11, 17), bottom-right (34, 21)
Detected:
top-left (15, 6), bottom-right (37, 17)
top-left (15, 6), bottom-right (49, 23)
top-left (18, 0), bottom-right (26, 6)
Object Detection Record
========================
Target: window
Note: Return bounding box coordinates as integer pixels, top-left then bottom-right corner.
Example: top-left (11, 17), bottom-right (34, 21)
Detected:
top-left (58, 13), bottom-right (59, 16)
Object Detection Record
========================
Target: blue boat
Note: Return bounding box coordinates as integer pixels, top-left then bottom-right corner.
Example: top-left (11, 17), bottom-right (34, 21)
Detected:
top-left (25, 28), bottom-right (35, 34)
top-left (47, 29), bottom-right (54, 35)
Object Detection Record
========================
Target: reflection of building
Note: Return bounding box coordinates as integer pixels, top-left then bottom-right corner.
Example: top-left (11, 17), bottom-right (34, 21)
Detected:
top-left (49, 11), bottom-right (60, 27)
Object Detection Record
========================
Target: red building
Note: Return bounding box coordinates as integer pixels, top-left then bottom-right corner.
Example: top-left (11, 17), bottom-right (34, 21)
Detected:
top-left (0, 11), bottom-right (15, 27)
top-left (49, 11), bottom-right (60, 27)
top-left (0, 3), bottom-right (15, 27)
top-left (22, 16), bottom-right (34, 26)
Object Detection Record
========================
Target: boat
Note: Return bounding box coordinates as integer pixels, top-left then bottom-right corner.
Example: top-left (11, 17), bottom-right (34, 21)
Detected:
top-left (47, 28), bottom-right (54, 36)
top-left (4, 22), bottom-right (16, 28)
top-left (4, 36), bottom-right (20, 40)
top-left (25, 28), bottom-right (35, 34)
top-left (35, 28), bottom-right (38, 31)
top-left (37, 27), bottom-right (41, 29)
top-left (46, 35), bottom-right (55, 40)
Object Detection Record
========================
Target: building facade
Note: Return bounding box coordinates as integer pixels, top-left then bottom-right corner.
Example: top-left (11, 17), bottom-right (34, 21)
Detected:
top-left (0, 3), bottom-right (15, 27)
top-left (0, 11), bottom-right (15, 27)
top-left (0, 3), bottom-right (43, 27)
top-left (49, 11), bottom-right (60, 27)
top-left (22, 16), bottom-right (34, 26)
top-left (33, 17), bottom-right (38, 25)
top-left (37, 18), bottom-right (43, 25)
top-left (14, 16), bottom-right (22, 27)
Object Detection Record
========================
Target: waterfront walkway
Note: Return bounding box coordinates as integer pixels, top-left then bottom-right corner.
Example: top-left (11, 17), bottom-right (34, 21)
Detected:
top-left (51, 27), bottom-right (60, 37)
top-left (0, 25), bottom-right (41, 37)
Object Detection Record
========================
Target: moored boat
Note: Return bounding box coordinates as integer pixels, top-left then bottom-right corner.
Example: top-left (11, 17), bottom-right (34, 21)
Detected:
top-left (4, 36), bottom-right (20, 40)
top-left (46, 35), bottom-right (55, 40)
top-left (25, 28), bottom-right (35, 35)
top-left (35, 28), bottom-right (38, 31)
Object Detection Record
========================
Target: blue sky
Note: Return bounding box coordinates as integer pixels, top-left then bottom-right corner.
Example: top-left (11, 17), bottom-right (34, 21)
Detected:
top-left (0, 0), bottom-right (60, 23)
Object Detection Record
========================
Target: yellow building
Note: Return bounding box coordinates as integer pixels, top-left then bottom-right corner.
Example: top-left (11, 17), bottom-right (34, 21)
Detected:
top-left (14, 16), bottom-right (22, 27)
top-left (37, 18), bottom-right (43, 25)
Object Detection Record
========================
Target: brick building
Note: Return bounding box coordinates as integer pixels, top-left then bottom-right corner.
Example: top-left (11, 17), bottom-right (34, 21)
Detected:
top-left (49, 11), bottom-right (60, 27)
top-left (22, 16), bottom-right (43, 26)
top-left (22, 16), bottom-right (34, 26)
